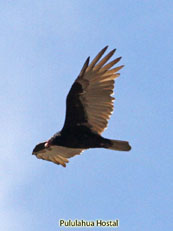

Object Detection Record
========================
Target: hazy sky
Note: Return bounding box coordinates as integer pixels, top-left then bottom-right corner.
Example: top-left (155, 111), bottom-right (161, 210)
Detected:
top-left (0, 1), bottom-right (172, 231)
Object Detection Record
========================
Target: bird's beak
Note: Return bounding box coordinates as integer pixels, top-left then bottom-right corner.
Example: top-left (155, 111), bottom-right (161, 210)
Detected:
top-left (44, 142), bottom-right (49, 148)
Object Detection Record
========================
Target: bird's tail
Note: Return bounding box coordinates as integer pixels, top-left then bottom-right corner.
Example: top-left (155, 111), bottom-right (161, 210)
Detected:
top-left (107, 139), bottom-right (131, 151)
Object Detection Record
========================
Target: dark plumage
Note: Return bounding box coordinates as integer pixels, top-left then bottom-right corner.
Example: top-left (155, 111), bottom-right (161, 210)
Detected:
top-left (32, 46), bottom-right (131, 167)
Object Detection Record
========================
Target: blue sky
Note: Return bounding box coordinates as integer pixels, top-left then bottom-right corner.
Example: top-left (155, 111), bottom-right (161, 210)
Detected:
top-left (0, 1), bottom-right (172, 230)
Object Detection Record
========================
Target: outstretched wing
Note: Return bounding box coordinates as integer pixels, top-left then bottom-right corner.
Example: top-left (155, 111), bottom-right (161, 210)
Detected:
top-left (62, 46), bottom-right (124, 134)
top-left (35, 145), bottom-right (84, 167)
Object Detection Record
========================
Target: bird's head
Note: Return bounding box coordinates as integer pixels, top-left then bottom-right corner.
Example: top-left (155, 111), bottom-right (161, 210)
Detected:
top-left (32, 141), bottom-right (49, 155)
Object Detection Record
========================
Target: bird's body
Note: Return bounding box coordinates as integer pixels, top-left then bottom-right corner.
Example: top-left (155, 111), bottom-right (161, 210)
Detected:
top-left (33, 46), bottom-right (131, 167)
top-left (49, 127), bottom-right (108, 149)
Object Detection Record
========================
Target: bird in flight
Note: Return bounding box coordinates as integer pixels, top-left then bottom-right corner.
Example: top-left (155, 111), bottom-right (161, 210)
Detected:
top-left (32, 46), bottom-right (131, 167)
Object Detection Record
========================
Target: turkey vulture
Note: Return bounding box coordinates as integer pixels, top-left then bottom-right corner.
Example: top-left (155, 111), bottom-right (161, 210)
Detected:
top-left (32, 46), bottom-right (131, 167)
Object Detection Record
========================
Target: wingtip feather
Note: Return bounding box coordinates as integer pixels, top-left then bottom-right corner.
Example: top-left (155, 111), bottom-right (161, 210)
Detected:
top-left (79, 56), bottom-right (90, 77)
top-left (102, 45), bottom-right (109, 52)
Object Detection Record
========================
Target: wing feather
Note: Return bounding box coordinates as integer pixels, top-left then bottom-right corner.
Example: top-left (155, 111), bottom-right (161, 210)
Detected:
top-left (102, 57), bottom-right (122, 70)
top-left (63, 46), bottom-right (124, 134)
top-left (93, 49), bottom-right (116, 71)
top-left (87, 46), bottom-right (108, 71)
top-left (36, 145), bottom-right (84, 167)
